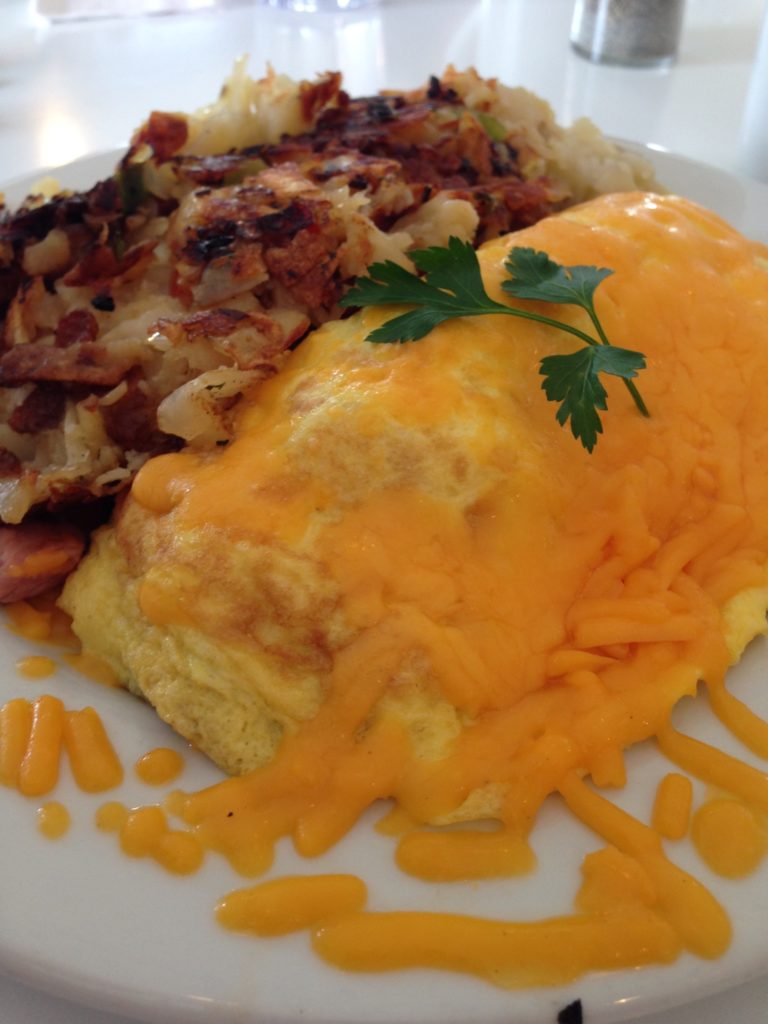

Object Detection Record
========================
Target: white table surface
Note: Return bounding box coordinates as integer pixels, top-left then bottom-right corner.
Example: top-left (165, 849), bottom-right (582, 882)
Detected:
top-left (1, 0), bottom-right (768, 1021)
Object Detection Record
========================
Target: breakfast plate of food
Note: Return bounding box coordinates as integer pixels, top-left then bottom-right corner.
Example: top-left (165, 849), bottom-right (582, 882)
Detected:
top-left (2, 63), bottom-right (768, 1024)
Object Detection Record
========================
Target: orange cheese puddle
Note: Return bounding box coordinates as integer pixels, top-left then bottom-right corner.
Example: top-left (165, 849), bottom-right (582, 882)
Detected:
top-left (312, 908), bottom-right (680, 987)
top-left (120, 803), bottom-right (204, 875)
top-left (3, 592), bottom-right (117, 687)
top-left (395, 829), bottom-right (535, 881)
top-left (95, 800), bottom-right (129, 832)
top-left (18, 694), bottom-right (65, 797)
top-left (5, 601), bottom-right (58, 644)
top-left (63, 707), bottom-right (123, 792)
top-left (652, 772), bottom-right (693, 840)
top-left (95, 801), bottom-right (204, 875)
top-left (5, 594), bottom-right (77, 648)
top-left (135, 747), bottom-right (184, 786)
top-left (16, 655), bottom-right (57, 680)
top-left (0, 696), bottom-right (122, 796)
top-left (36, 800), bottom-right (71, 839)
top-left (217, 875), bottom-right (368, 936)
top-left (0, 697), bottom-right (33, 787)
top-left (691, 798), bottom-right (768, 878)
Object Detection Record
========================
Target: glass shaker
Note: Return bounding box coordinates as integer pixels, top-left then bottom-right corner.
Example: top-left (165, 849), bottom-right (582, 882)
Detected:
top-left (571, 0), bottom-right (686, 68)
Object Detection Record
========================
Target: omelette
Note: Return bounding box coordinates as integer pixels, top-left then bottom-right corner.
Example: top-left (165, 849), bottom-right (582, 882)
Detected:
top-left (60, 189), bottom-right (768, 847)
top-left (40, 188), bottom-right (768, 987)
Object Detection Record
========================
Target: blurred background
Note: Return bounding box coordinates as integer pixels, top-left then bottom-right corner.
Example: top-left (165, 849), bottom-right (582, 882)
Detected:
top-left (0, 0), bottom-right (766, 183)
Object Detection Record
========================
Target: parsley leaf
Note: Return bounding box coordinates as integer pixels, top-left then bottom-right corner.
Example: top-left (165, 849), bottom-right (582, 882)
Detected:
top-left (541, 345), bottom-right (646, 453)
top-left (342, 238), bottom-right (512, 342)
top-left (340, 237), bottom-right (649, 451)
top-left (502, 247), bottom-right (612, 309)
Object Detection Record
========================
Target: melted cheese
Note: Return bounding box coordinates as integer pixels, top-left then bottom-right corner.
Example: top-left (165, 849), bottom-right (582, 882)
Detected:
top-left (16, 655), bottom-right (57, 680)
top-left (691, 798), bottom-right (768, 878)
top-left (36, 800), bottom-right (71, 839)
top-left (217, 875), bottom-right (368, 936)
top-left (652, 772), bottom-right (693, 840)
top-left (63, 706), bottom-right (123, 792)
top-left (0, 696), bottom-right (122, 796)
top-left (135, 747), bottom-right (185, 786)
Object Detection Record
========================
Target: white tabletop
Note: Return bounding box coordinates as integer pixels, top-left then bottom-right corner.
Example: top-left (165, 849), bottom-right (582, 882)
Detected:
top-left (1, 0), bottom-right (768, 1021)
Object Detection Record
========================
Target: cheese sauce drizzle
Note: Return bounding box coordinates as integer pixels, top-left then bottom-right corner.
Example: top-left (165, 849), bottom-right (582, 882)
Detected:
top-left (64, 707), bottom-right (123, 792)
top-left (0, 697), bottom-right (122, 795)
top-left (135, 747), bottom-right (184, 786)
top-left (217, 875), bottom-right (368, 936)
top-left (94, 801), bottom-right (204, 874)
top-left (37, 800), bottom-right (71, 839)
top-left (5, 594), bottom-right (77, 647)
top-left (691, 798), bottom-right (768, 878)
top-left (16, 655), bottom-right (57, 680)
top-left (652, 772), bottom-right (693, 840)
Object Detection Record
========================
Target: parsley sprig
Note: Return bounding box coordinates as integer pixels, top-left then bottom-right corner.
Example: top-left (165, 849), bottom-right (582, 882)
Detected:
top-left (340, 238), bottom-right (649, 452)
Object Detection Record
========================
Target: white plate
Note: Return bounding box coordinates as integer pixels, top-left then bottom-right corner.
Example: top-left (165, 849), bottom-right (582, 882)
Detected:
top-left (2, 148), bottom-right (768, 1024)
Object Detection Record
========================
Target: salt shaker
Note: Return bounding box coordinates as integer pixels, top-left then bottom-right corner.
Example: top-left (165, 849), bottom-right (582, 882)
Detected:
top-left (571, 0), bottom-right (686, 68)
